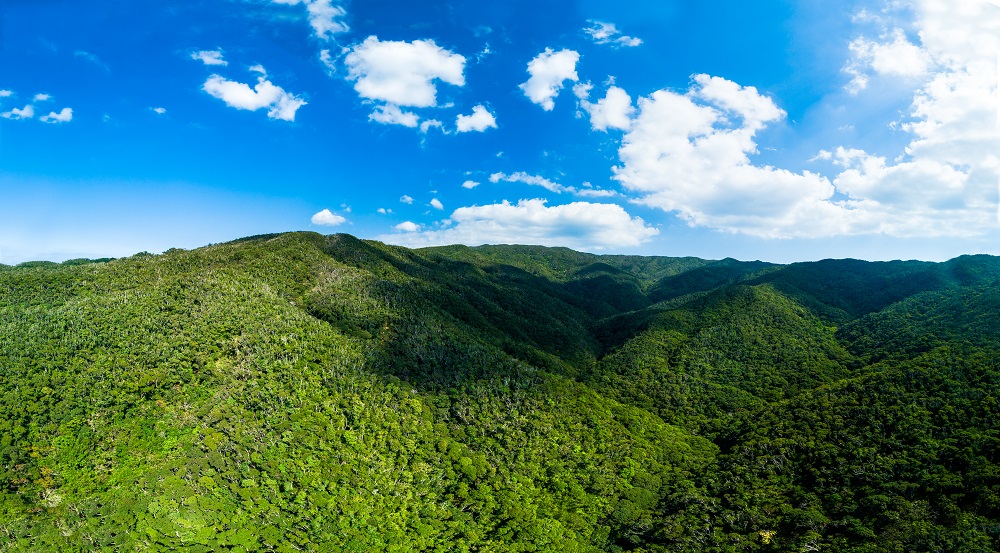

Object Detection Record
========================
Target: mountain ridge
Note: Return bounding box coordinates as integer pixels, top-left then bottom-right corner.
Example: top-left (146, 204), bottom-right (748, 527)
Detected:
top-left (1, 231), bottom-right (998, 552)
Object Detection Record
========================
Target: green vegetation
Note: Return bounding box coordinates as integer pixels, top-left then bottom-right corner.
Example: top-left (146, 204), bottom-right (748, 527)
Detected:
top-left (1, 232), bottom-right (998, 551)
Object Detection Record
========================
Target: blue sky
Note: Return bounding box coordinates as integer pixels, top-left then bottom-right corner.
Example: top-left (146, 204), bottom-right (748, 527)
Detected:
top-left (1, 0), bottom-right (999, 264)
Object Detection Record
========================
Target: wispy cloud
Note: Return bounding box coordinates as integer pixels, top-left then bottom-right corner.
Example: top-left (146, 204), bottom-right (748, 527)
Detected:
top-left (583, 21), bottom-right (642, 48)
top-left (489, 171), bottom-right (570, 193)
top-left (191, 49), bottom-right (228, 66)
top-left (74, 50), bottom-right (109, 71)
top-left (272, 0), bottom-right (349, 41)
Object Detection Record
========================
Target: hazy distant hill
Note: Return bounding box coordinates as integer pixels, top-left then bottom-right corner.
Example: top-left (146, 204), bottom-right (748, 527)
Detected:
top-left (1, 232), bottom-right (998, 552)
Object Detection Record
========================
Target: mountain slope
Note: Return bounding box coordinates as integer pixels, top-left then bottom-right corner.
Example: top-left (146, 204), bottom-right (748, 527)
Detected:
top-left (1, 232), bottom-right (998, 552)
top-left (0, 233), bottom-right (717, 552)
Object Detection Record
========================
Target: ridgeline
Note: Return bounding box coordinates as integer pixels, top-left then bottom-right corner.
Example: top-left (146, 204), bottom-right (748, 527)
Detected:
top-left (2, 232), bottom-right (998, 551)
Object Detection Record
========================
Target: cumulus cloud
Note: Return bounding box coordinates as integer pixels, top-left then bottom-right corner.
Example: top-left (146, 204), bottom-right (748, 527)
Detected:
top-left (844, 28), bottom-right (930, 93)
top-left (614, 1), bottom-right (1000, 242)
top-left (151, 107), bottom-right (167, 115)
top-left (519, 48), bottom-right (579, 111)
top-left (489, 172), bottom-right (570, 193)
top-left (380, 198), bottom-right (658, 251)
top-left (583, 21), bottom-right (642, 48)
top-left (400, 195), bottom-right (414, 204)
top-left (40, 107), bottom-right (72, 123)
top-left (577, 85), bottom-right (635, 131)
top-left (369, 104), bottom-right (419, 127)
top-left (311, 208), bottom-right (347, 226)
top-left (0, 90), bottom-right (12, 97)
top-left (429, 198), bottom-right (444, 210)
top-left (822, 0), bottom-right (1000, 236)
top-left (272, 0), bottom-right (349, 40)
top-left (614, 74), bottom-right (866, 238)
top-left (191, 49), bottom-right (227, 66)
top-left (344, 36), bottom-right (465, 108)
top-left (1, 105), bottom-right (34, 120)
top-left (33, 93), bottom-right (51, 102)
top-left (202, 73), bottom-right (306, 121)
top-left (462, 180), bottom-right (480, 189)
top-left (395, 221), bottom-right (420, 232)
top-left (455, 104), bottom-right (497, 132)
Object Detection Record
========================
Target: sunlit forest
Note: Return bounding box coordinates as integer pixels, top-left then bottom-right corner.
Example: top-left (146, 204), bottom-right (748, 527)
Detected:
top-left (2, 232), bottom-right (998, 551)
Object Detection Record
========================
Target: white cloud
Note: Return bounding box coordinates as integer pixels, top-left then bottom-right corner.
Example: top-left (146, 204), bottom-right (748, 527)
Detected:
top-left (462, 180), bottom-right (480, 189)
top-left (490, 171), bottom-right (571, 193)
top-left (614, 75), bottom-right (865, 238)
top-left (578, 85), bottom-right (635, 131)
top-left (344, 36), bottom-right (465, 108)
top-left (844, 28), bottom-right (930, 93)
top-left (33, 93), bottom-right (51, 102)
top-left (74, 51), bottom-right (109, 71)
top-left (0, 90), bottom-right (12, 97)
top-left (395, 221), bottom-right (420, 232)
top-left (583, 21), bottom-right (642, 48)
top-left (614, 2), bottom-right (1000, 242)
top-left (369, 104), bottom-right (419, 127)
top-left (249, 64), bottom-right (267, 76)
top-left (400, 195), bottom-right (414, 204)
top-left (304, 0), bottom-right (349, 39)
top-left (430, 198), bottom-right (444, 210)
top-left (455, 104), bottom-right (497, 132)
top-left (822, 0), bottom-right (1000, 236)
top-left (272, 0), bottom-right (349, 40)
top-left (420, 119), bottom-right (444, 133)
top-left (319, 49), bottom-right (336, 74)
top-left (1, 105), bottom-right (34, 120)
top-left (202, 73), bottom-right (306, 121)
top-left (191, 49), bottom-right (228, 66)
top-left (380, 198), bottom-right (658, 250)
top-left (40, 107), bottom-right (72, 123)
top-left (572, 82), bottom-right (593, 100)
top-left (311, 208), bottom-right (347, 226)
top-left (151, 107), bottom-right (167, 115)
top-left (377, 207), bottom-right (392, 214)
top-left (519, 48), bottom-right (579, 111)
top-left (576, 188), bottom-right (619, 198)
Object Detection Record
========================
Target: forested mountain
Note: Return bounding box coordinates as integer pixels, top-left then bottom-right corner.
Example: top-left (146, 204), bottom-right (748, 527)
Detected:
top-left (2, 232), bottom-right (999, 552)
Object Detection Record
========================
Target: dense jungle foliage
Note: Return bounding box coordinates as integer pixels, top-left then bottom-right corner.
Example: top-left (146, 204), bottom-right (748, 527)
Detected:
top-left (1, 231), bottom-right (998, 551)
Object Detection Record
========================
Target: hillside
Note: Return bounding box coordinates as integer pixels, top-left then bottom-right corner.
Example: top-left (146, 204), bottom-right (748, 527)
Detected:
top-left (1, 232), bottom-right (999, 552)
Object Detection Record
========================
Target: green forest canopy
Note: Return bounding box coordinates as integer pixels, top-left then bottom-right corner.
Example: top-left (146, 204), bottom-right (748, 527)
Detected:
top-left (1, 232), bottom-right (998, 552)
